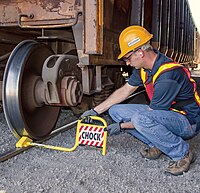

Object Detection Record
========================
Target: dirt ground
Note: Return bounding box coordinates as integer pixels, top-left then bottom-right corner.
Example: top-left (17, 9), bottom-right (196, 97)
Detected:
top-left (1, 109), bottom-right (200, 193)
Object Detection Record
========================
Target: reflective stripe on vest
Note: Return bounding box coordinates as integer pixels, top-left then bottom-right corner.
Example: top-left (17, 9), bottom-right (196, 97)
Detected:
top-left (140, 62), bottom-right (200, 114)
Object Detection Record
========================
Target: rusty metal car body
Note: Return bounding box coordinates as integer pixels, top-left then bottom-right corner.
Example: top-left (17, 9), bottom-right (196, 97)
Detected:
top-left (0, 0), bottom-right (199, 139)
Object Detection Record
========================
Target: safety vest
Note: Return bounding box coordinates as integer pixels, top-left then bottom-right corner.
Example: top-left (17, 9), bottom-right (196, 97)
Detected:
top-left (140, 62), bottom-right (200, 115)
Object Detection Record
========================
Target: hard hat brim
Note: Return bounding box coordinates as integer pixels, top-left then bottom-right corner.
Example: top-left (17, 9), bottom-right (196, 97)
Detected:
top-left (118, 52), bottom-right (128, 60)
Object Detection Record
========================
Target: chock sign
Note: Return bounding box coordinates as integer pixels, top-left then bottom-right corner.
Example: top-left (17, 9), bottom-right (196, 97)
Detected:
top-left (77, 116), bottom-right (108, 155)
top-left (16, 116), bottom-right (108, 156)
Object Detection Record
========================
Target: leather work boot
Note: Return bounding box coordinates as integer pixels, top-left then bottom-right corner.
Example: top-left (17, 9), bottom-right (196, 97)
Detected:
top-left (165, 150), bottom-right (196, 176)
top-left (140, 146), bottom-right (162, 160)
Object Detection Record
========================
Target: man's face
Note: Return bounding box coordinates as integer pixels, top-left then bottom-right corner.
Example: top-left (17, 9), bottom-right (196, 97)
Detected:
top-left (123, 49), bottom-right (143, 69)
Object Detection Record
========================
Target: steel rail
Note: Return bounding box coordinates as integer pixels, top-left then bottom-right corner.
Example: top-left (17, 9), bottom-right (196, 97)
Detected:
top-left (0, 120), bottom-right (78, 162)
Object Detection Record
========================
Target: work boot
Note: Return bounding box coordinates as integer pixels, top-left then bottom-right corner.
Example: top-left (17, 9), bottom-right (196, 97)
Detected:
top-left (165, 150), bottom-right (196, 176)
top-left (140, 146), bottom-right (162, 160)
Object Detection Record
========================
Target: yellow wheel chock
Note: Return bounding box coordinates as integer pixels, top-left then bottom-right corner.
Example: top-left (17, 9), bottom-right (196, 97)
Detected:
top-left (16, 116), bottom-right (108, 156)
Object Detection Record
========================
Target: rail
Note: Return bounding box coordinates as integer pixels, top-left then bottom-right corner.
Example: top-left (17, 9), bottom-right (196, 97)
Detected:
top-left (0, 120), bottom-right (78, 162)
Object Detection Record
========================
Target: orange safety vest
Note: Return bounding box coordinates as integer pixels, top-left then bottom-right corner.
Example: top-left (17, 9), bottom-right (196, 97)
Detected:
top-left (140, 62), bottom-right (200, 115)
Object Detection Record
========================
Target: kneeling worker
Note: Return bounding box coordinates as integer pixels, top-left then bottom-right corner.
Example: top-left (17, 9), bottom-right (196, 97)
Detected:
top-left (81, 26), bottom-right (200, 175)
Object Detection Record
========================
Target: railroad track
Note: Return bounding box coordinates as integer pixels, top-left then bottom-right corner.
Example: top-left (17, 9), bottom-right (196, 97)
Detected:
top-left (0, 90), bottom-right (147, 162)
top-left (0, 120), bottom-right (78, 162)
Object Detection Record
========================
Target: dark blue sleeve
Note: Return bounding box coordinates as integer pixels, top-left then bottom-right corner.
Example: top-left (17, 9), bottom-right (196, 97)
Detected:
top-left (128, 69), bottom-right (143, 86)
top-left (149, 71), bottom-right (182, 110)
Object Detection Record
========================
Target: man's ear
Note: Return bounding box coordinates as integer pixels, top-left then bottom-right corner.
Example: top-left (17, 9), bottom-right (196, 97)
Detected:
top-left (138, 50), bottom-right (144, 57)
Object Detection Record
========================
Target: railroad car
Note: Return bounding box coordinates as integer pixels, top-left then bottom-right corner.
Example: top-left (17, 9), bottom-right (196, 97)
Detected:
top-left (0, 0), bottom-right (199, 140)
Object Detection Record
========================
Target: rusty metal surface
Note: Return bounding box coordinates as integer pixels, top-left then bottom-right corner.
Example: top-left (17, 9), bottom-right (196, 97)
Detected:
top-left (0, 0), bottom-right (81, 28)
top-left (84, 0), bottom-right (103, 54)
top-left (61, 76), bottom-right (83, 106)
top-left (99, 0), bottom-right (131, 61)
top-left (160, 0), bottom-right (169, 55)
top-left (42, 54), bottom-right (82, 105)
top-left (0, 0), bottom-right (197, 104)
top-left (42, 55), bottom-right (83, 106)
top-left (194, 30), bottom-right (200, 65)
top-left (108, 0), bottom-right (131, 31)
top-left (73, 0), bottom-right (131, 64)
top-left (131, 0), bottom-right (144, 26)
top-left (79, 65), bottom-right (93, 94)
top-left (0, 27), bottom-right (39, 59)
top-left (89, 29), bottom-right (124, 65)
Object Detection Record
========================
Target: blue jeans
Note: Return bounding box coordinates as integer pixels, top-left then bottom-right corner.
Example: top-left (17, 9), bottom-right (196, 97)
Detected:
top-left (109, 104), bottom-right (197, 161)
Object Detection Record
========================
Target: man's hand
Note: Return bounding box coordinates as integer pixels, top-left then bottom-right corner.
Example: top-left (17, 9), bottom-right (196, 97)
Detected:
top-left (80, 109), bottom-right (98, 119)
top-left (106, 123), bottom-right (121, 136)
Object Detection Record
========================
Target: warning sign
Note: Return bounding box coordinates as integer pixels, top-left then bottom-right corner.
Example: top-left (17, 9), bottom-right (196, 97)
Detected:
top-left (79, 125), bottom-right (104, 147)
top-left (76, 116), bottom-right (108, 155)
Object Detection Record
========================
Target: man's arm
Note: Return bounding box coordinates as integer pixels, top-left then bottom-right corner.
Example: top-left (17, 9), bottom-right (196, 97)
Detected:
top-left (94, 83), bottom-right (138, 114)
top-left (120, 122), bottom-right (134, 129)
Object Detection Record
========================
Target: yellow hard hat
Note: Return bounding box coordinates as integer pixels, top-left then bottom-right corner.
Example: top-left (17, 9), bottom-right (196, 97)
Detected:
top-left (118, 26), bottom-right (153, 59)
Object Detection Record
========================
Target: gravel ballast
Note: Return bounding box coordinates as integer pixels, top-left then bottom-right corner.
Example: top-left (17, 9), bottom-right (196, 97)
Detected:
top-left (0, 109), bottom-right (200, 193)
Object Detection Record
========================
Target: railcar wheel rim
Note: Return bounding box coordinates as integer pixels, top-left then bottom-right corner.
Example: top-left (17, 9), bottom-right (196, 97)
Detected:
top-left (2, 40), bottom-right (60, 139)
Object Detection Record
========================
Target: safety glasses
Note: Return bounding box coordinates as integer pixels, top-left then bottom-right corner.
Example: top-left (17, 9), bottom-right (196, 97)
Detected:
top-left (122, 48), bottom-right (141, 62)
top-left (123, 51), bottom-right (134, 62)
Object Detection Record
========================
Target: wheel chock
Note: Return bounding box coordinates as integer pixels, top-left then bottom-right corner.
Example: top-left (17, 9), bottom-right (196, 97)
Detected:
top-left (15, 116), bottom-right (108, 156)
top-left (16, 136), bottom-right (33, 148)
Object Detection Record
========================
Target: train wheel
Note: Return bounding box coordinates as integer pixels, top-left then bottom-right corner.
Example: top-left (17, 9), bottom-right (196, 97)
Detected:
top-left (3, 40), bottom-right (60, 140)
